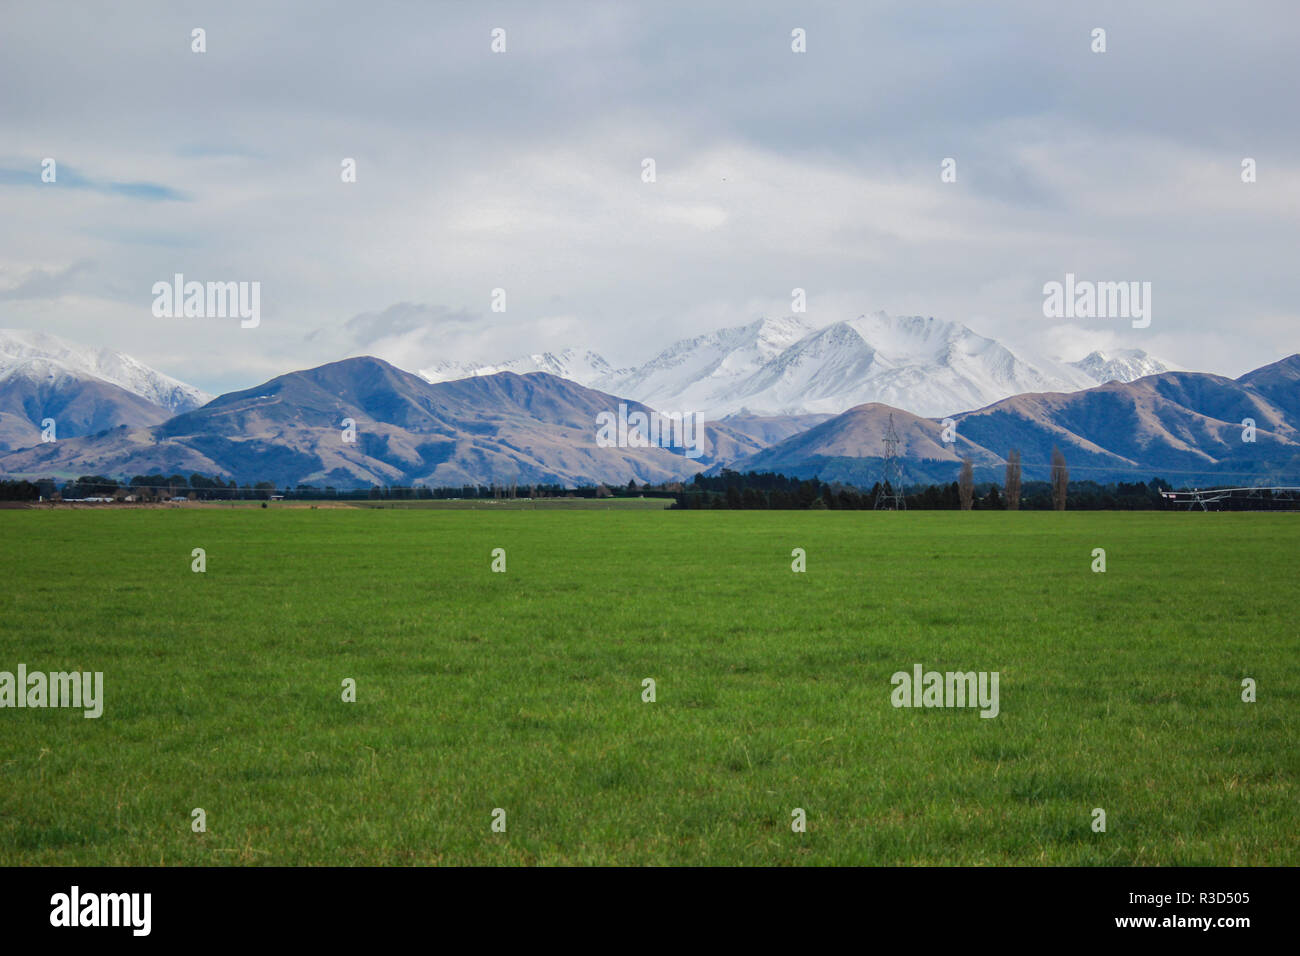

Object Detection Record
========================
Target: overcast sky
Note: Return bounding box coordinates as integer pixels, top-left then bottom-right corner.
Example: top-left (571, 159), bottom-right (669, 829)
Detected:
top-left (2, 0), bottom-right (1297, 394)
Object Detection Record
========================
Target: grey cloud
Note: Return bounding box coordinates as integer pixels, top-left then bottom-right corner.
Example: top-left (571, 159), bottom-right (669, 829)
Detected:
top-left (0, 1), bottom-right (1295, 390)
top-left (0, 261), bottom-right (95, 301)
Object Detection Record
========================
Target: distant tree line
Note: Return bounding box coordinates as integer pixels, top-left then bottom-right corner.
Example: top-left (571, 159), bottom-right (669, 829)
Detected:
top-left (0, 474), bottom-right (278, 502)
top-left (0, 479), bottom-right (46, 501)
top-left (2, 467), bottom-right (1287, 511)
top-left (666, 469), bottom-right (1176, 510)
top-left (0, 474), bottom-right (681, 503)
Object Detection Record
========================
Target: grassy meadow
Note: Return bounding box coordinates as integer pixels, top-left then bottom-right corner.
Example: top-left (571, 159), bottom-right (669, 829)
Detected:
top-left (0, 508), bottom-right (1295, 865)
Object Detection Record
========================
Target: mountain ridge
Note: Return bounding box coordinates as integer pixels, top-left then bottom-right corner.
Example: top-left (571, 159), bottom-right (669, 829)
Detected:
top-left (729, 354), bottom-right (1300, 487)
top-left (0, 356), bottom-right (764, 487)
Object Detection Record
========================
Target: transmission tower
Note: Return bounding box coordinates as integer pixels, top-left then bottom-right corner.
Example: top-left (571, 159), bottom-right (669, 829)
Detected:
top-left (874, 413), bottom-right (907, 509)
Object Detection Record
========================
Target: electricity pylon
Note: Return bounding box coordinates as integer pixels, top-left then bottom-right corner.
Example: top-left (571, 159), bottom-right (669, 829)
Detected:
top-left (874, 413), bottom-right (907, 509)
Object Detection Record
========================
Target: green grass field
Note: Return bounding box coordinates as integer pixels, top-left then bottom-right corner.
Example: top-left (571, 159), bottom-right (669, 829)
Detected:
top-left (1, 509), bottom-right (1295, 865)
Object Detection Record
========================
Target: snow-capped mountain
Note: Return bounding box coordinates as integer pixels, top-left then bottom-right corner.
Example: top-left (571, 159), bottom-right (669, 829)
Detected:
top-left (590, 313), bottom-right (1099, 418)
top-left (591, 315), bottom-right (816, 412)
top-left (1068, 349), bottom-right (1172, 384)
top-left (0, 329), bottom-right (212, 413)
top-left (418, 348), bottom-right (615, 387)
top-left (395, 314), bottom-right (1175, 420)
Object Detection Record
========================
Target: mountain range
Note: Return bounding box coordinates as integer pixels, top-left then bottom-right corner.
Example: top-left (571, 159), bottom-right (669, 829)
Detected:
top-left (0, 320), bottom-right (1292, 491)
top-left (731, 356), bottom-right (1300, 486)
top-left (0, 356), bottom-right (782, 487)
top-left (409, 313), bottom-right (1172, 420)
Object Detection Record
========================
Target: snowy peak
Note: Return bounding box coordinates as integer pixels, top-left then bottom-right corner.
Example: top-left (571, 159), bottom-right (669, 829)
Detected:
top-left (748, 314), bottom-right (819, 359)
top-left (0, 329), bottom-right (211, 413)
top-left (843, 312), bottom-right (959, 358)
top-left (418, 348), bottom-right (614, 387)
top-left (740, 321), bottom-right (884, 410)
top-left (592, 315), bottom-right (817, 409)
top-left (604, 315), bottom-right (812, 380)
top-left (1069, 349), bottom-right (1172, 384)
